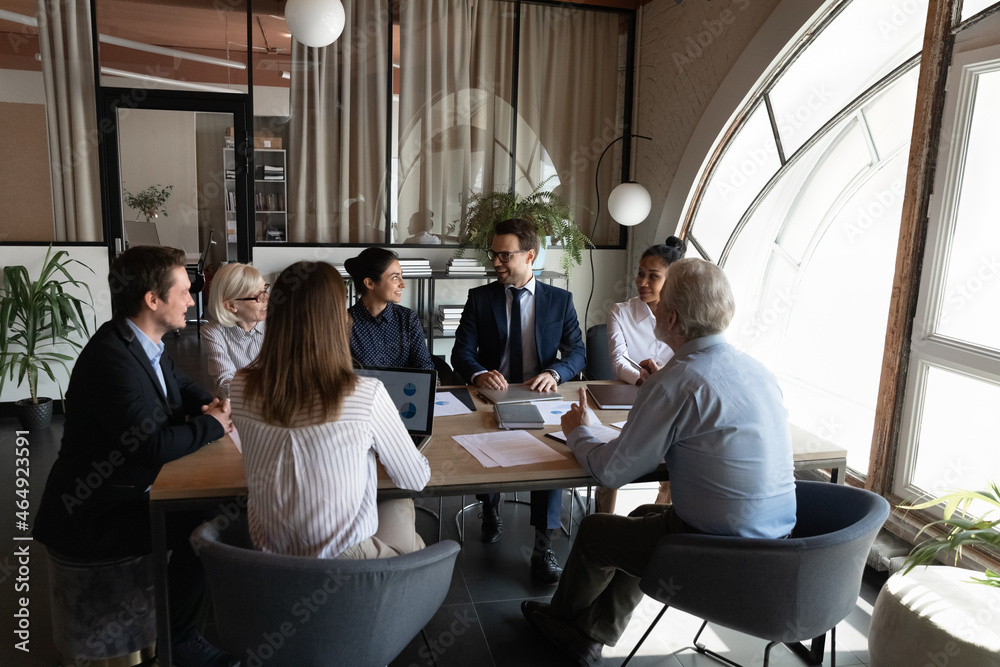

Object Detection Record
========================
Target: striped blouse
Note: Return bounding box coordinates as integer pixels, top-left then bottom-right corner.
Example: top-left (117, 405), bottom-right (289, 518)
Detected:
top-left (230, 375), bottom-right (431, 558)
top-left (202, 320), bottom-right (266, 398)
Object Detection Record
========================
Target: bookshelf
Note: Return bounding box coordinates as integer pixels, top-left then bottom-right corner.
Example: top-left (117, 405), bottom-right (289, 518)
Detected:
top-left (224, 146), bottom-right (287, 258)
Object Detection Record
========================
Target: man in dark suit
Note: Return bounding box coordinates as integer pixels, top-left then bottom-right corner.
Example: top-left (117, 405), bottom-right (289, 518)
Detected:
top-left (34, 246), bottom-right (236, 667)
top-left (452, 218), bottom-right (586, 583)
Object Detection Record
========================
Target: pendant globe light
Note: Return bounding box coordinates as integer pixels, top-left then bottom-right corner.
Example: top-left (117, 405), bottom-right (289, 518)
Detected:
top-left (285, 0), bottom-right (346, 48)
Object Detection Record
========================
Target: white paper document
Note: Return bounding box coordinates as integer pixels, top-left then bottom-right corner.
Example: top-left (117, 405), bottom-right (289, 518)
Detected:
top-left (548, 423), bottom-right (623, 444)
top-left (531, 400), bottom-right (601, 426)
top-left (433, 391), bottom-right (473, 417)
top-left (453, 430), bottom-right (566, 467)
top-left (611, 420), bottom-right (627, 429)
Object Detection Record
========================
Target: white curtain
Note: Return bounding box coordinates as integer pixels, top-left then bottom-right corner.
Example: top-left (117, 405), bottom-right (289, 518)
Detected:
top-left (288, 0), bottom-right (389, 243)
top-left (517, 5), bottom-right (624, 245)
top-left (37, 0), bottom-right (102, 242)
top-left (397, 0), bottom-right (514, 244)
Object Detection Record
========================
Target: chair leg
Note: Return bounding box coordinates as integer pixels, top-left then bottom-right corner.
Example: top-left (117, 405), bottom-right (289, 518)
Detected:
top-left (784, 630), bottom-right (827, 666)
top-left (693, 620), bottom-right (756, 667)
top-left (620, 604), bottom-right (669, 667)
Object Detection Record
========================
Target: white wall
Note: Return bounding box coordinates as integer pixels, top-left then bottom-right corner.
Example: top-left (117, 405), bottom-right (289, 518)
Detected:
top-left (119, 108), bottom-right (200, 254)
top-left (0, 246), bottom-right (112, 403)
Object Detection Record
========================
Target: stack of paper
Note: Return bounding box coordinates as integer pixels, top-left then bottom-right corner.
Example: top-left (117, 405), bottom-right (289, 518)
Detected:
top-left (437, 305), bottom-right (464, 335)
top-left (398, 258), bottom-right (432, 277)
top-left (447, 258), bottom-right (487, 276)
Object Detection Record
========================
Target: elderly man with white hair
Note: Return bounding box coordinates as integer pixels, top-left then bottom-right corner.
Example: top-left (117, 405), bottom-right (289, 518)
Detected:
top-left (521, 258), bottom-right (797, 666)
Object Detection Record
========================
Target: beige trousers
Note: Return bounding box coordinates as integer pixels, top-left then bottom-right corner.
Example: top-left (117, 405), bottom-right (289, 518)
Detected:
top-left (336, 499), bottom-right (426, 559)
top-left (595, 481), bottom-right (671, 514)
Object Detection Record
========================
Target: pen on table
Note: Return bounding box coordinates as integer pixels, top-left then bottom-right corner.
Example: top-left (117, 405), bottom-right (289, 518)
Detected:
top-left (624, 356), bottom-right (642, 371)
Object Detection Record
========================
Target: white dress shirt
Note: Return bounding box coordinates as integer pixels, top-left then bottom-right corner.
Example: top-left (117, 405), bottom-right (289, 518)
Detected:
top-left (498, 276), bottom-right (540, 380)
top-left (230, 375), bottom-right (430, 559)
top-left (607, 297), bottom-right (674, 384)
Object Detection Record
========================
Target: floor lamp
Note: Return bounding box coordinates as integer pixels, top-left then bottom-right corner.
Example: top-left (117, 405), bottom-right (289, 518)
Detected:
top-left (584, 134), bottom-right (653, 333)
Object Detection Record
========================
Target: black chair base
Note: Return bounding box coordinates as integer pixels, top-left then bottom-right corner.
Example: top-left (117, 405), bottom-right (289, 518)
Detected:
top-left (622, 614), bottom-right (833, 667)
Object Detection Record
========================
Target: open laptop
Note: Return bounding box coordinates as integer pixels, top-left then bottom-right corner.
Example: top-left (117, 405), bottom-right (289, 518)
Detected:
top-left (354, 366), bottom-right (437, 450)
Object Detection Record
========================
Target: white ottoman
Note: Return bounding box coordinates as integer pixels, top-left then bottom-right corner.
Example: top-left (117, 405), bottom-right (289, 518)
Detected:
top-left (869, 565), bottom-right (1000, 667)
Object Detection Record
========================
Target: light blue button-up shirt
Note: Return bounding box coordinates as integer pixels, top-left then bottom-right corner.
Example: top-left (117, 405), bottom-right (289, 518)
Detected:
top-left (126, 318), bottom-right (167, 397)
top-left (568, 334), bottom-right (796, 538)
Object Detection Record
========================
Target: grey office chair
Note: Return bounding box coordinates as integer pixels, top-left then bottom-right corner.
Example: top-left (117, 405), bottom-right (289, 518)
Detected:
top-left (190, 516), bottom-right (460, 667)
top-left (584, 324), bottom-right (614, 381)
top-left (622, 480), bottom-right (890, 667)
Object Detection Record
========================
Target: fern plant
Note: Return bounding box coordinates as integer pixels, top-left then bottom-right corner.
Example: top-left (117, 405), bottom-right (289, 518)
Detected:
top-left (450, 179), bottom-right (591, 276)
top-left (900, 482), bottom-right (1000, 588)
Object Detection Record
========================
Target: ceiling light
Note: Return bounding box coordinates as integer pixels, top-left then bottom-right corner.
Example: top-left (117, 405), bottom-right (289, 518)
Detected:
top-left (285, 0), bottom-right (346, 48)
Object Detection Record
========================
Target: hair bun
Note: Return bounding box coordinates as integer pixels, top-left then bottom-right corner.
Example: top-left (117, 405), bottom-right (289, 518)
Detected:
top-left (343, 257), bottom-right (359, 278)
top-left (664, 236), bottom-right (687, 252)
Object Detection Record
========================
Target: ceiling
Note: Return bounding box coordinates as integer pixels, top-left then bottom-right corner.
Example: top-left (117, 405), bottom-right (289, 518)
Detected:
top-left (0, 0), bottom-right (645, 91)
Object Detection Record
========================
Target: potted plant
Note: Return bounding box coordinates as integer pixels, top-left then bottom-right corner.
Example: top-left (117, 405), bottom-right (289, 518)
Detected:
top-left (900, 483), bottom-right (1000, 587)
top-left (0, 246), bottom-right (94, 430)
top-left (451, 179), bottom-right (592, 276)
top-left (123, 184), bottom-right (173, 222)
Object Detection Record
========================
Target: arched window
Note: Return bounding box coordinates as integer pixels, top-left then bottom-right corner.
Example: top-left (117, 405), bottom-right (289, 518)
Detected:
top-left (683, 0), bottom-right (929, 475)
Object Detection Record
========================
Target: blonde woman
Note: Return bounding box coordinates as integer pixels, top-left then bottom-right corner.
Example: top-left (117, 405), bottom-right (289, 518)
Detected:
top-left (203, 263), bottom-right (269, 397)
top-left (231, 261), bottom-right (429, 559)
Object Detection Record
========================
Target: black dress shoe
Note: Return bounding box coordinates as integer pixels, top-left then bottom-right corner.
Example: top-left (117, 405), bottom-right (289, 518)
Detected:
top-left (520, 600), bottom-right (603, 665)
top-left (479, 502), bottom-right (503, 543)
top-left (530, 548), bottom-right (563, 584)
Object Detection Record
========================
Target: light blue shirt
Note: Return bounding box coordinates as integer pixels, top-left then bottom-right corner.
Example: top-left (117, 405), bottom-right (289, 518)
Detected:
top-left (126, 318), bottom-right (167, 397)
top-left (568, 334), bottom-right (796, 538)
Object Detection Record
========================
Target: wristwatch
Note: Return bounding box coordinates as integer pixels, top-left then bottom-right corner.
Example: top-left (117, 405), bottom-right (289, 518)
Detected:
top-left (545, 369), bottom-right (561, 384)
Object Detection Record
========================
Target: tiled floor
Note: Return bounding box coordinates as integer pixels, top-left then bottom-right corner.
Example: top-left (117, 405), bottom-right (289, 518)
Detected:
top-left (0, 327), bottom-right (887, 666)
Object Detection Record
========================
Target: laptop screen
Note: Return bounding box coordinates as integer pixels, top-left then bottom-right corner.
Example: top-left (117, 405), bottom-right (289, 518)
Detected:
top-left (354, 366), bottom-right (437, 438)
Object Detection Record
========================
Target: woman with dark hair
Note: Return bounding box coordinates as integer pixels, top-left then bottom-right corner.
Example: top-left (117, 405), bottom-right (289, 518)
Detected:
top-left (345, 247), bottom-right (434, 370)
top-left (607, 236), bottom-right (687, 385)
top-left (599, 236), bottom-right (687, 513)
top-left (231, 261), bottom-right (430, 559)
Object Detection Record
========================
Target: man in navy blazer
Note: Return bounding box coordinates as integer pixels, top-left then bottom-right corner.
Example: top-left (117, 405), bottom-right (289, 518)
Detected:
top-left (34, 246), bottom-right (236, 667)
top-left (452, 218), bottom-right (586, 583)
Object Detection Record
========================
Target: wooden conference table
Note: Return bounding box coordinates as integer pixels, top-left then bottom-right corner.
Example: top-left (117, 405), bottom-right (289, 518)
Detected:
top-left (148, 380), bottom-right (848, 663)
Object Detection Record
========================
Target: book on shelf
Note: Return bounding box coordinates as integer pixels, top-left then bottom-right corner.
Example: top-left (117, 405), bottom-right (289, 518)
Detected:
top-left (398, 258), bottom-right (432, 276)
top-left (333, 264), bottom-right (351, 279)
top-left (438, 305), bottom-right (465, 316)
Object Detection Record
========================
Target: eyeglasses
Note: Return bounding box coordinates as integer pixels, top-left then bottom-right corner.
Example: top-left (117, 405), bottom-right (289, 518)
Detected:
top-left (235, 284), bottom-right (270, 303)
top-left (486, 249), bottom-right (528, 263)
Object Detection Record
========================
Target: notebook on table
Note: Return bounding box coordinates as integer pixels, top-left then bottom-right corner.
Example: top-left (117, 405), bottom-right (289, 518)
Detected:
top-left (495, 402), bottom-right (545, 429)
top-left (354, 366), bottom-right (438, 450)
top-left (586, 383), bottom-right (640, 410)
top-left (476, 384), bottom-right (562, 405)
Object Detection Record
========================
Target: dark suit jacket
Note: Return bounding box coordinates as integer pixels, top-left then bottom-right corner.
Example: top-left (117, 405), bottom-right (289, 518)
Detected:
top-left (451, 280), bottom-right (586, 385)
top-left (33, 318), bottom-right (225, 559)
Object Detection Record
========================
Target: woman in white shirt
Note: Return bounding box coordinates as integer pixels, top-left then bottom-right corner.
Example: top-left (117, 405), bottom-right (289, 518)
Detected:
top-left (202, 263), bottom-right (268, 397)
top-left (599, 236), bottom-right (686, 513)
top-left (231, 261), bottom-right (431, 559)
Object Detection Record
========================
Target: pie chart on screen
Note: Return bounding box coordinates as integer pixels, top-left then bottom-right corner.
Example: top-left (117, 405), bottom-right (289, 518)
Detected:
top-left (403, 382), bottom-right (417, 396)
top-left (400, 402), bottom-right (417, 419)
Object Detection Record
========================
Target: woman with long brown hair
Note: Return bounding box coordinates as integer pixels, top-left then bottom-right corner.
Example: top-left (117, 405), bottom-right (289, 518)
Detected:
top-left (231, 261), bottom-right (430, 559)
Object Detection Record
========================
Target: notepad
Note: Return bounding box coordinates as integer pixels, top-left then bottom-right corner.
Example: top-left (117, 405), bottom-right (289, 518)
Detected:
top-left (495, 403), bottom-right (545, 429)
top-left (586, 383), bottom-right (640, 410)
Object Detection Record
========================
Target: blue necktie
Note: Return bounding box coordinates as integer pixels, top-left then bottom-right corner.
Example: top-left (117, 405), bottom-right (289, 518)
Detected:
top-left (509, 287), bottom-right (525, 383)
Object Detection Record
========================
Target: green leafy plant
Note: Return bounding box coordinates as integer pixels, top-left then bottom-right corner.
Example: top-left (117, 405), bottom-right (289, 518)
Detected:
top-left (0, 246), bottom-right (94, 404)
top-left (123, 184), bottom-right (173, 222)
top-left (450, 179), bottom-right (592, 275)
top-left (900, 482), bottom-right (1000, 588)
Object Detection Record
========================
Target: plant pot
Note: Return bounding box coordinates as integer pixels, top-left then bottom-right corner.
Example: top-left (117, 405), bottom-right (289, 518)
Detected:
top-left (533, 236), bottom-right (551, 275)
top-left (15, 397), bottom-right (54, 431)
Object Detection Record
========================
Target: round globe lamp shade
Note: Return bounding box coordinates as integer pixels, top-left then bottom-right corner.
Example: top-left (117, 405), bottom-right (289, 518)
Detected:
top-left (607, 182), bottom-right (651, 227)
top-left (285, 0), bottom-right (346, 48)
